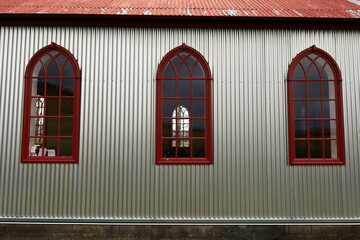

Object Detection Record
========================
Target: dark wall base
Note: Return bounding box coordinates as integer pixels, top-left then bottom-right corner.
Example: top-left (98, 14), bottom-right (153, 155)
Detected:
top-left (1, 224), bottom-right (360, 239)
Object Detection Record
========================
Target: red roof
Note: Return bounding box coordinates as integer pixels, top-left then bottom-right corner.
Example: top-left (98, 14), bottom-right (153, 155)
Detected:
top-left (0, 0), bottom-right (360, 18)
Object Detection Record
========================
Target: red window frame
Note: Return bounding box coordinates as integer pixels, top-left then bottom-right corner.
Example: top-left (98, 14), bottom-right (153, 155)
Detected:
top-left (156, 44), bottom-right (212, 164)
top-left (21, 42), bottom-right (81, 163)
top-left (287, 45), bottom-right (345, 165)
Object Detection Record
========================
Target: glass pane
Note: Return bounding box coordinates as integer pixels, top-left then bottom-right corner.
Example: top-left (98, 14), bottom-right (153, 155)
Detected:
top-left (294, 101), bottom-right (306, 118)
top-left (307, 64), bottom-right (321, 80)
top-left (178, 140), bottom-right (190, 157)
top-left (31, 97), bottom-right (45, 116)
top-left (47, 60), bottom-right (61, 77)
top-left (186, 56), bottom-right (196, 70)
top-left (171, 56), bottom-right (182, 70)
top-left (308, 54), bottom-right (317, 60)
top-left (45, 137), bottom-right (58, 156)
top-left (45, 118), bottom-right (58, 136)
top-left (177, 100), bottom-right (190, 116)
top-left (193, 100), bottom-right (205, 117)
top-left (308, 81), bottom-right (321, 99)
top-left (46, 98), bottom-right (59, 116)
top-left (295, 140), bottom-right (308, 158)
top-left (192, 119), bottom-right (205, 137)
top-left (177, 118), bottom-right (190, 138)
top-left (324, 140), bottom-right (337, 158)
top-left (310, 140), bottom-right (322, 158)
top-left (46, 78), bottom-right (60, 96)
top-left (30, 116), bottom-right (44, 139)
top-left (60, 118), bottom-right (73, 136)
top-left (163, 62), bottom-right (176, 78)
top-left (309, 101), bottom-right (321, 118)
top-left (324, 120), bottom-right (337, 138)
top-left (32, 78), bottom-right (44, 96)
top-left (323, 101), bottom-right (336, 118)
top-left (61, 98), bottom-right (74, 116)
top-left (55, 54), bottom-right (67, 67)
top-left (193, 139), bottom-right (205, 158)
top-left (178, 62), bottom-right (191, 78)
top-left (322, 81), bottom-right (335, 99)
top-left (293, 81), bottom-right (306, 99)
top-left (300, 57), bottom-right (311, 72)
top-left (162, 119), bottom-right (173, 137)
top-left (315, 57), bottom-right (326, 69)
top-left (293, 64), bottom-right (305, 80)
top-left (62, 61), bottom-right (74, 77)
top-left (193, 63), bottom-right (205, 78)
top-left (178, 80), bottom-right (190, 97)
top-left (33, 61), bottom-right (46, 78)
top-left (163, 80), bottom-right (176, 97)
top-left (163, 100), bottom-right (176, 117)
top-left (59, 138), bottom-right (72, 156)
top-left (310, 120), bottom-right (322, 138)
top-left (61, 79), bottom-right (74, 96)
top-left (294, 120), bottom-right (307, 138)
top-left (193, 80), bottom-right (205, 97)
top-left (162, 139), bottom-right (175, 158)
top-left (28, 138), bottom-right (43, 156)
top-left (322, 64), bottom-right (334, 80)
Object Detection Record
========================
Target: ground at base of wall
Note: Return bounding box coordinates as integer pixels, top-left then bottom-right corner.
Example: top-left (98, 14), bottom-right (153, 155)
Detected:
top-left (1, 224), bottom-right (360, 239)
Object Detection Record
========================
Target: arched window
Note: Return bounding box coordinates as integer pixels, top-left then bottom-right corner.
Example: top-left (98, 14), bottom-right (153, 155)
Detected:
top-left (156, 44), bottom-right (212, 164)
top-left (21, 42), bottom-right (81, 163)
top-left (287, 46), bottom-right (345, 165)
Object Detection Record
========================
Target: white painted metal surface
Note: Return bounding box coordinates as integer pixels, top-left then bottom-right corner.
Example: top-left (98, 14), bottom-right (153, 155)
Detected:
top-left (0, 26), bottom-right (360, 222)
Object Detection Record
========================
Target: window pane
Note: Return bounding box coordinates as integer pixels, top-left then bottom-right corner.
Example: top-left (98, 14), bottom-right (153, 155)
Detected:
top-left (324, 140), bottom-right (337, 158)
top-left (31, 97), bottom-right (45, 116)
top-left (308, 54), bottom-right (317, 60)
top-left (29, 116), bottom-right (44, 138)
top-left (163, 80), bottom-right (176, 97)
top-left (295, 140), bottom-right (308, 158)
top-left (61, 98), bottom-right (74, 116)
top-left (45, 137), bottom-right (58, 156)
top-left (293, 81), bottom-right (306, 99)
top-left (294, 120), bottom-right (307, 138)
top-left (193, 63), bottom-right (205, 78)
top-left (28, 138), bottom-right (43, 156)
top-left (310, 120), bottom-right (322, 138)
top-left (178, 140), bottom-right (190, 157)
top-left (177, 118), bottom-right (189, 138)
top-left (163, 100), bottom-right (176, 117)
top-left (162, 139), bottom-right (175, 158)
top-left (178, 62), bottom-right (191, 78)
top-left (178, 80), bottom-right (190, 97)
top-left (177, 100), bottom-right (190, 116)
top-left (193, 80), bottom-right (205, 97)
top-left (322, 81), bottom-right (335, 99)
top-left (324, 120), bottom-right (336, 138)
top-left (61, 79), bottom-right (74, 96)
top-left (46, 78), bottom-right (60, 96)
top-left (62, 61), bottom-right (74, 77)
top-left (59, 138), bottom-right (72, 156)
top-left (322, 64), bottom-right (334, 80)
top-left (193, 139), bottom-right (205, 158)
top-left (323, 101), bottom-right (336, 118)
top-left (192, 119), bottom-right (205, 137)
top-left (60, 118), bottom-right (73, 136)
top-left (47, 60), bottom-right (61, 76)
top-left (46, 98), bottom-right (59, 116)
top-left (171, 56), bottom-right (182, 70)
top-left (186, 56), bottom-right (196, 70)
top-left (300, 57), bottom-right (311, 72)
top-left (162, 119), bottom-right (173, 137)
top-left (193, 100), bottom-right (205, 117)
top-left (309, 101), bottom-right (321, 118)
top-left (307, 64), bottom-right (320, 80)
top-left (163, 62), bottom-right (176, 78)
top-left (55, 54), bottom-right (67, 67)
top-left (315, 57), bottom-right (326, 69)
top-left (308, 81), bottom-right (321, 99)
top-left (294, 101), bottom-right (306, 118)
top-left (293, 64), bottom-right (305, 79)
top-left (32, 78), bottom-right (44, 96)
top-left (310, 140), bottom-right (322, 158)
top-left (45, 118), bottom-right (58, 136)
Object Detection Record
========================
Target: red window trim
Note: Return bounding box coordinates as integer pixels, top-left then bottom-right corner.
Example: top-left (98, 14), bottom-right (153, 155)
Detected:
top-left (21, 42), bottom-right (81, 163)
top-left (287, 45), bottom-right (345, 165)
top-left (156, 43), bottom-right (212, 164)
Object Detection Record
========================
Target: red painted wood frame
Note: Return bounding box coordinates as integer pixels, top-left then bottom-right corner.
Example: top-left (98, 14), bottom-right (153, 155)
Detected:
top-left (21, 42), bottom-right (81, 163)
top-left (156, 44), bottom-right (212, 164)
top-left (287, 45), bottom-right (345, 165)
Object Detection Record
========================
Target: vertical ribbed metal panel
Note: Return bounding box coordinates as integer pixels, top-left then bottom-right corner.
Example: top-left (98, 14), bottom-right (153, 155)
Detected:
top-left (1, 26), bottom-right (360, 221)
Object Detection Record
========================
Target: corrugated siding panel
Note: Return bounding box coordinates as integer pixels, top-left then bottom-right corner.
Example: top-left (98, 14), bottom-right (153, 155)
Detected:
top-left (0, 26), bottom-right (360, 221)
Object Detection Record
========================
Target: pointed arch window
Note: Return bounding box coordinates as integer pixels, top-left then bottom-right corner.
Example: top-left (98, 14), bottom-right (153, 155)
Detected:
top-left (287, 46), bottom-right (345, 165)
top-left (156, 44), bottom-right (212, 164)
top-left (21, 43), bottom-right (81, 163)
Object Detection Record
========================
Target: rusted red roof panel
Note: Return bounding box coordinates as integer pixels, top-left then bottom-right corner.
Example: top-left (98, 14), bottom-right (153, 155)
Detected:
top-left (0, 0), bottom-right (360, 18)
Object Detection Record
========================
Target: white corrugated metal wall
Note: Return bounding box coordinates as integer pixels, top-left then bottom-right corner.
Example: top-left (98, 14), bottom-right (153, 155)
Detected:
top-left (0, 26), bottom-right (359, 221)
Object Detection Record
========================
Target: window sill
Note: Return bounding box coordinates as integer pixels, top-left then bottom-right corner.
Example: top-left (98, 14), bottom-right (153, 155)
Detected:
top-left (21, 156), bottom-right (78, 163)
top-left (290, 158), bottom-right (345, 165)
